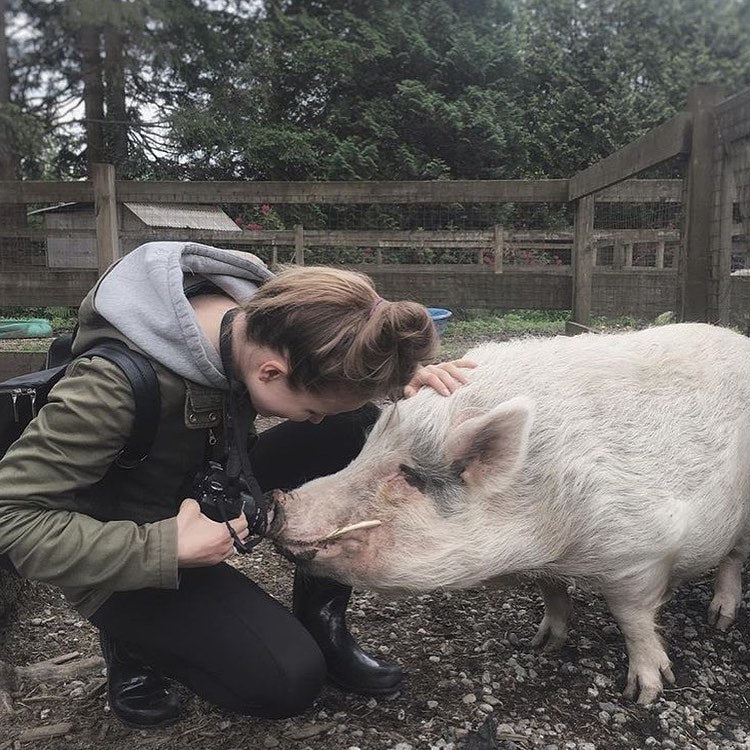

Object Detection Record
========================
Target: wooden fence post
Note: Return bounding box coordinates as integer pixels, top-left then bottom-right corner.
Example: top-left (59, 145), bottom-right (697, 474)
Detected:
top-left (571, 195), bottom-right (595, 326)
top-left (294, 223), bottom-right (305, 265)
top-left (92, 163), bottom-right (119, 276)
top-left (493, 224), bottom-right (504, 274)
top-left (655, 240), bottom-right (665, 269)
top-left (613, 239), bottom-right (625, 269)
top-left (679, 84), bottom-right (726, 321)
top-left (716, 157), bottom-right (736, 324)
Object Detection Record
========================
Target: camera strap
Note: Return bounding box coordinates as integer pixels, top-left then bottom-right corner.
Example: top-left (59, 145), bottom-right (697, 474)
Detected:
top-left (218, 308), bottom-right (268, 550)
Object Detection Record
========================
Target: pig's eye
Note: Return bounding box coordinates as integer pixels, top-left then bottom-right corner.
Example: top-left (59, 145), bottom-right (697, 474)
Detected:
top-left (398, 463), bottom-right (426, 492)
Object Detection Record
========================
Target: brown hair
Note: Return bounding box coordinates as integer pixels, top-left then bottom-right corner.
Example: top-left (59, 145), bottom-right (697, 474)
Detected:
top-left (239, 266), bottom-right (439, 398)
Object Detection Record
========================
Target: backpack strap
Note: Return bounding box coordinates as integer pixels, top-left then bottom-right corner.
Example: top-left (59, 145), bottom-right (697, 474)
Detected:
top-left (82, 341), bottom-right (160, 470)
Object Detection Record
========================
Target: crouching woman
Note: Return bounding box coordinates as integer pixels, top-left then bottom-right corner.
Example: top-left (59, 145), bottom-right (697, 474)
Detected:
top-left (0, 242), bottom-right (468, 729)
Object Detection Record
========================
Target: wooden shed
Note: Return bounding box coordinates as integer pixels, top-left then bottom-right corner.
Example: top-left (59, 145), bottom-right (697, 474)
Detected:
top-left (28, 202), bottom-right (240, 268)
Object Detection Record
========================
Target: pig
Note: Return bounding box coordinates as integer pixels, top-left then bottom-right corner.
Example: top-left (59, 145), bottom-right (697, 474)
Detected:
top-left (271, 323), bottom-right (750, 705)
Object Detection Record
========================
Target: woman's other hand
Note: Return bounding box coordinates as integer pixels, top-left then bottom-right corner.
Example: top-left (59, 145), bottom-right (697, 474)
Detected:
top-left (176, 499), bottom-right (249, 567)
top-left (403, 359), bottom-right (478, 398)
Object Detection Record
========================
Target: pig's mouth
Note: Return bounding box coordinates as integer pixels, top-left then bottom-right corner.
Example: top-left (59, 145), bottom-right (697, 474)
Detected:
top-left (271, 519), bottom-right (382, 563)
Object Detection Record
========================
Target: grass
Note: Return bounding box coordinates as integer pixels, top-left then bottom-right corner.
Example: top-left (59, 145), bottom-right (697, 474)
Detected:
top-left (0, 307), bottom-right (655, 359)
top-left (438, 309), bottom-right (651, 359)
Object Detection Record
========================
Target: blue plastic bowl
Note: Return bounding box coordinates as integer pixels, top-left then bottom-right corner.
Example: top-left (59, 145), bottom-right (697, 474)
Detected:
top-left (427, 307), bottom-right (453, 337)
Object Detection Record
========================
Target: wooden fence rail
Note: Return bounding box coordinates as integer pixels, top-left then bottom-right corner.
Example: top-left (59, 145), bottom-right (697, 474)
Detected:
top-left (0, 178), bottom-right (682, 206)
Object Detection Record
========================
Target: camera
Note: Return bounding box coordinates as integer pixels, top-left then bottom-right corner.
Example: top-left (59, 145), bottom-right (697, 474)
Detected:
top-left (192, 460), bottom-right (264, 552)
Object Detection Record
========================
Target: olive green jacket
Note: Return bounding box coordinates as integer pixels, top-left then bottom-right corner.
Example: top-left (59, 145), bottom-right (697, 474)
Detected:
top-left (0, 290), bottom-right (254, 618)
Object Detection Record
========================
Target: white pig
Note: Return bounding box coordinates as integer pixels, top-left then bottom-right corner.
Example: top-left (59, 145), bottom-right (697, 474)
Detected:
top-left (272, 323), bottom-right (750, 704)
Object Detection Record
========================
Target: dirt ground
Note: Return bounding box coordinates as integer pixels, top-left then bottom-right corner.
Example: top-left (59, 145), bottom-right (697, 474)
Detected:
top-left (2, 328), bottom-right (750, 750)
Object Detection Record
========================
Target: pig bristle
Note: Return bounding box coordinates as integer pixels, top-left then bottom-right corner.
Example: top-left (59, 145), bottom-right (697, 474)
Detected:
top-left (321, 519), bottom-right (382, 541)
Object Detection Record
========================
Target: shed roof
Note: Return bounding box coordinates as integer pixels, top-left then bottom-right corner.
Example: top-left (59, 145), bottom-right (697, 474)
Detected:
top-left (29, 202), bottom-right (240, 231)
top-left (123, 203), bottom-right (239, 230)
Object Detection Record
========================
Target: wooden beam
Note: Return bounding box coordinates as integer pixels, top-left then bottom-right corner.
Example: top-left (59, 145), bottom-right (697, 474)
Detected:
top-left (569, 112), bottom-right (693, 200)
top-left (679, 85), bottom-right (727, 322)
top-left (655, 240), bottom-right (665, 270)
top-left (0, 269), bottom-right (97, 306)
top-left (114, 179), bottom-right (571, 205)
top-left (716, 151), bottom-right (736, 323)
top-left (0, 177), bottom-right (686, 206)
top-left (0, 351), bottom-right (46, 380)
top-left (613, 239), bottom-right (625, 269)
top-left (92, 163), bottom-right (119, 276)
top-left (294, 224), bottom-right (304, 265)
top-left (571, 195), bottom-right (595, 325)
top-left (0, 180), bottom-right (93, 204)
top-left (493, 225), bottom-right (504, 274)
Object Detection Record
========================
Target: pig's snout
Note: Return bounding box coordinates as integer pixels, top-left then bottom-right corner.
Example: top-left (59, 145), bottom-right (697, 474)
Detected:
top-left (273, 539), bottom-right (319, 565)
top-left (264, 490), bottom-right (286, 538)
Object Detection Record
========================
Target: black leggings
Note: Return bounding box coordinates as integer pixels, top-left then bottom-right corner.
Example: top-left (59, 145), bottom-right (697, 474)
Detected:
top-left (89, 403), bottom-right (379, 718)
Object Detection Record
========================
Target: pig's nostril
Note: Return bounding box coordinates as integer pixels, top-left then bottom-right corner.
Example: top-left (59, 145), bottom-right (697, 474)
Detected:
top-left (265, 497), bottom-right (285, 537)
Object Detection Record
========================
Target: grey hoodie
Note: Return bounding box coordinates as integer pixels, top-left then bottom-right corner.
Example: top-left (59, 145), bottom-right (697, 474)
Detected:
top-left (93, 241), bottom-right (273, 388)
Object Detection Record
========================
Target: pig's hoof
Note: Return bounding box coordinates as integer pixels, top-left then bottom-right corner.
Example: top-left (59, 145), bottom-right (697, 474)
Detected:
top-left (530, 618), bottom-right (567, 651)
top-left (636, 684), bottom-right (662, 705)
top-left (623, 661), bottom-right (675, 705)
top-left (623, 675), bottom-right (662, 705)
top-left (708, 594), bottom-right (738, 631)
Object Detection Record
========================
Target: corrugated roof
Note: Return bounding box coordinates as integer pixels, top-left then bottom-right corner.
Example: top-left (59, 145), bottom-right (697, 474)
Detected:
top-left (123, 203), bottom-right (240, 230)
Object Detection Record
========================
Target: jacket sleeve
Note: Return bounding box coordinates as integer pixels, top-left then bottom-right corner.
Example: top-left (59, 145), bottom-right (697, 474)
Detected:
top-left (0, 356), bottom-right (179, 591)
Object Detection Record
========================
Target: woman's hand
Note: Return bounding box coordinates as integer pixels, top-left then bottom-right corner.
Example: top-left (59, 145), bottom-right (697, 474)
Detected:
top-left (176, 498), bottom-right (249, 567)
top-left (403, 359), bottom-right (478, 398)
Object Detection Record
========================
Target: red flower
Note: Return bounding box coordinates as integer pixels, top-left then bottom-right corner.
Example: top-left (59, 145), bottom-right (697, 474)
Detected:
top-left (261, 203), bottom-right (271, 215)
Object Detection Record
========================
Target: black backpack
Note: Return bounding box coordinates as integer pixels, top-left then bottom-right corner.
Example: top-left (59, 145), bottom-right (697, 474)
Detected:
top-left (0, 333), bottom-right (160, 573)
top-left (1, 333), bottom-right (160, 464)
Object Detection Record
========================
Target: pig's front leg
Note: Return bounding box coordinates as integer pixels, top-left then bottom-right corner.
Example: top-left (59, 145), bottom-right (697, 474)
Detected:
top-left (530, 578), bottom-right (572, 651)
top-left (708, 541), bottom-right (748, 631)
top-left (604, 582), bottom-right (675, 705)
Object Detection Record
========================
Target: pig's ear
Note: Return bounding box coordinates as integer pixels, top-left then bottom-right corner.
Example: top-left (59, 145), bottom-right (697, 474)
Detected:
top-left (446, 397), bottom-right (534, 486)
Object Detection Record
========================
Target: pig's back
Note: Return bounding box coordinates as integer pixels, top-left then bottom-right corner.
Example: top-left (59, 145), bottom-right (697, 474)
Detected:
top-left (460, 323), bottom-right (750, 569)
top-left (463, 323), bottom-right (750, 421)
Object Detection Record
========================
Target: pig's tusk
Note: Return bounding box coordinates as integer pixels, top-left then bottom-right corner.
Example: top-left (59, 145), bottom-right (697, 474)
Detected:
top-left (320, 519), bottom-right (382, 541)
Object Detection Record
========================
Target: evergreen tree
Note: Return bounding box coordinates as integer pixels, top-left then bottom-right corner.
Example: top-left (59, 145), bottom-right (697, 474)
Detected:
top-left (516, 0), bottom-right (750, 177)
top-left (169, 0), bottom-right (527, 181)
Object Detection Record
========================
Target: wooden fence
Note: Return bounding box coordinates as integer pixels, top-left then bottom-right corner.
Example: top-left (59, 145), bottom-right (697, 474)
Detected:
top-left (0, 175), bottom-right (686, 306)
top-left (0, 84), bottom-right (748, 332)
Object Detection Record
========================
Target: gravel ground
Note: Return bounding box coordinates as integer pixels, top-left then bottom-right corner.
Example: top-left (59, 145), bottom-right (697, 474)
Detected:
top-left (2, 327), bottom-right (750, 749)
top-left (2, 559), bottom-right (750, 750)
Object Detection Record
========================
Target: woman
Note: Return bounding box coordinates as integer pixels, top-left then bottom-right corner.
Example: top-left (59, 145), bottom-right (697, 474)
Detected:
top-left (0, 242), bottom-right (470, 728)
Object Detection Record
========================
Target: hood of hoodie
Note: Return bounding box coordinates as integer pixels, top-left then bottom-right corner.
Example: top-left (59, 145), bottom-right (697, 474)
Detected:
top-left (74, 241), bottom-right (274, 389)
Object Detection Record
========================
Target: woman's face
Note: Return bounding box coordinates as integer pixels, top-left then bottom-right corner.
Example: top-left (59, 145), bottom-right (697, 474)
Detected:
top-left (248, 376), bottom-right (368, 423)
top-left (233, 331), bottom-right (368, 422)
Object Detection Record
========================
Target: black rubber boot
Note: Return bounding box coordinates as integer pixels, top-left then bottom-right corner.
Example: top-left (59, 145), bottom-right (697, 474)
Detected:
top-left (99, 631), bottom-right (181, 729)
top-left (292, 569), bottom-right (405, 696)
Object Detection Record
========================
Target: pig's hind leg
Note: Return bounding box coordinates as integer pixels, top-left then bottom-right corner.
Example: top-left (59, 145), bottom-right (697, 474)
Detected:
top-left (603, 569), bottom-right (675, 705)
top-left (708, 539), bottom-right (748, 631)
top-left (530, 578), bottom-right (572, 651)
